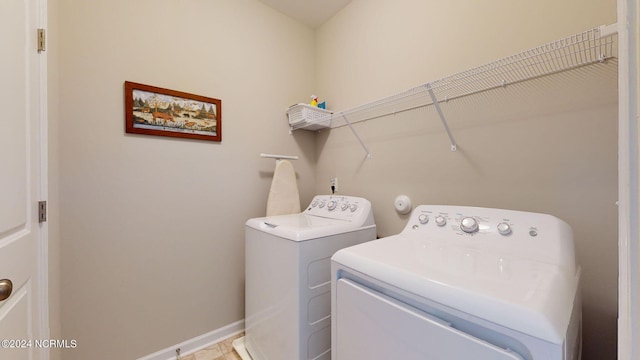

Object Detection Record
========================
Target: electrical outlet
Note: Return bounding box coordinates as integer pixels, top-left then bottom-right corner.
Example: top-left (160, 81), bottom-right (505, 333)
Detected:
top-left (330, 177), bottom-right (338, 193)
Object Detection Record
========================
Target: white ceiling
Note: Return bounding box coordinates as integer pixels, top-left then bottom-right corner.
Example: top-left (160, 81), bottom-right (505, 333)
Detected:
top-left (259, 0), bottom-right (352, 28)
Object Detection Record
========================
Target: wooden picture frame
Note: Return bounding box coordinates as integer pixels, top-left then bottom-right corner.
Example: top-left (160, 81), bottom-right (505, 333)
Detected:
top-left (124, 81), bottom-right (221, 142)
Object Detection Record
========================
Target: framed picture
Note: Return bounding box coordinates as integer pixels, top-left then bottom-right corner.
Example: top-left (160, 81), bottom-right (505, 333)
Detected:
top-left (124, 81), bottom-right (221, 142)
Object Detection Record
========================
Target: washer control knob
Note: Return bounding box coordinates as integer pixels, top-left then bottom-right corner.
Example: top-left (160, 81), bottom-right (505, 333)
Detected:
top-left (327, 200), bottom-right (338, 211)
top-left (497, 222), bottom-right (512, 235)
top-left (435, 216), bottom-right (447, 227)
top-left (318, 201), bottom-right (326, 208)
top-left (460, 217), bottom-right (479, 233)
top-left (341, 202), bottom-right (349, 211)
top-left (349, 204), bottom-right (358, 212)
top-left (418, 214), bottom-right (429, 224)
top-left (311, 200), bottom-right (318, 207)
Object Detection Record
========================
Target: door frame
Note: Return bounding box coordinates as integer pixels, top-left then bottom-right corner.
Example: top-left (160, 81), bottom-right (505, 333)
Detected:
top-left (35, 0), bottom-right (49, 357)
top-left (618, 0), bottom-right (639, 359)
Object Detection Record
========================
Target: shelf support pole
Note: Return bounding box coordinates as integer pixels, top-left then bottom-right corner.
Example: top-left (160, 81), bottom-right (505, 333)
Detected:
top-left (426, 84), bottom-right (457, 151)
top-left (341, 113), bottom-right (372, 159)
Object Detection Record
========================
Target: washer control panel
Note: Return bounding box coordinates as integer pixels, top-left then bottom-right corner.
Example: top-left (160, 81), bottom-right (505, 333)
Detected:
top-left (305, 195), bottom-right (372, 222)
top-left (403, 205), bottom-right (576, 270)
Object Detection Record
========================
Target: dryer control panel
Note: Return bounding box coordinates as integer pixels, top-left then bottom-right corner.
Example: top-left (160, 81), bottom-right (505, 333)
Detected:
top-left (403, 205), bottom-right (576, 272)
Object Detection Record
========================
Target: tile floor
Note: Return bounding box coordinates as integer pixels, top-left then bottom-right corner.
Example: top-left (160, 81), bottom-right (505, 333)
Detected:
top-left (180, 332), bottom-right (244, 360)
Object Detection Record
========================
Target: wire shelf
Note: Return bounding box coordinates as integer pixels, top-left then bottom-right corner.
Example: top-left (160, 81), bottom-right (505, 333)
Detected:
top-left (321, 24), bottom-right (618, 131)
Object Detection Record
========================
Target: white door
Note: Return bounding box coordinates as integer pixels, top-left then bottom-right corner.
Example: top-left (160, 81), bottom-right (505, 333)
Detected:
top-left (0, 0), bottom-right (46, 359)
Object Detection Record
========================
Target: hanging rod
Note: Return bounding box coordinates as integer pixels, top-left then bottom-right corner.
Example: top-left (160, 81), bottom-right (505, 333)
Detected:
top-left (317, 23), bottom-right (618, 135)
top-left (260, 153), bottom-right (299, 160)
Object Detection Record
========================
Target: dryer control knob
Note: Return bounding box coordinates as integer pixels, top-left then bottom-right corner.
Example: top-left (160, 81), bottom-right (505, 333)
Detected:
top-left (327, 200), bottom-right (338, 211)
top-left (435, 216), bottom-right (447, 226)
top-left (341, 202), bottom-right (349, 211)
top-left (497, 222), bottom-right (512, 235)
top-left (460, 217), bottom-right (479, 233)
top-left (418, 214), bottom-right (429, 224)
top-left (349, 204), bottom-right (358, 212)
top-left (318, 201), bottom-right (326, 208)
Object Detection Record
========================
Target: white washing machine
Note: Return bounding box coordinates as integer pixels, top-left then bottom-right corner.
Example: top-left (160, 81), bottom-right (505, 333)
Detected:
top-left (331, 205), bottom-right (581, 360)
top-left (243, 195), bottom-right (376, 360)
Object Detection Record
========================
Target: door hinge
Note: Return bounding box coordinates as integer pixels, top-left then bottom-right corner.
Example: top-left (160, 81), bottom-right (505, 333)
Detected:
top-left (38, 201), bottom-right (47, 223)
top-left (37, 28), bottom-right (46, 53)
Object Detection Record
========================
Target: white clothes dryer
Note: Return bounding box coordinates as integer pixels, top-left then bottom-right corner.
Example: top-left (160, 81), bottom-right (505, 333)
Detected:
top-left (331, 205), bottom-right (581, 360)
top-left (243, 195), bottom-right (376, 360)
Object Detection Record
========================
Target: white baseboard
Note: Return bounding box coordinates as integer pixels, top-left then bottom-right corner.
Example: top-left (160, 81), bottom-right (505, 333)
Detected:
top-left (137, 319), bottom-right (245, 360)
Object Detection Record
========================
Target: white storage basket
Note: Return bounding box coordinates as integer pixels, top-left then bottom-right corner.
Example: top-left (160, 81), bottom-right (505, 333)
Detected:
top-left (287, 104), bottom-right (332, 131)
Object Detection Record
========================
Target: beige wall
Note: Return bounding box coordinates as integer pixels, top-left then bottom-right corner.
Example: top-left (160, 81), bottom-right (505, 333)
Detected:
top-left (57, 0), bottom-right (317, 358)
top-left (317, 0), bottom-right (617, 110)
top-left (316, 0), bottom-right (618, 359)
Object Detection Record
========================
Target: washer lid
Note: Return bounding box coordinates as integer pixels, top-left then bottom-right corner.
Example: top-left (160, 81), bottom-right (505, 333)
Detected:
top-left (332, 234), bottom-right (580, 344)
top-left (246, 213), bottom-right (374, 241)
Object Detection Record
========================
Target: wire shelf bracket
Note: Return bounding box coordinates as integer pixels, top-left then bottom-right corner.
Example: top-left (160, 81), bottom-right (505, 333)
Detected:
top-left (341, 113), bottom-right (372, 159)
top-left (426, 83), bottom-right (457, 151)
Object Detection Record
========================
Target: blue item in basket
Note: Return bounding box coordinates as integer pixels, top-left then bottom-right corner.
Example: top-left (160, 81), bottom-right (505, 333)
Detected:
top-left (318, 101), bottom-right (326, 109)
